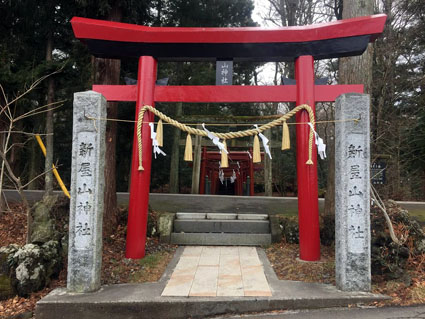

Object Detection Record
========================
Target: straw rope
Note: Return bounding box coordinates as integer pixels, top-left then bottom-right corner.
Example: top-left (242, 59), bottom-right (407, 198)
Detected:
top-left (136, 104), bottom-right (316, 170)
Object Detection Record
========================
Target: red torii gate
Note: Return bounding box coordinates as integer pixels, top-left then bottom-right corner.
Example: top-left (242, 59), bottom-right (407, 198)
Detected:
top-left (71, 14), bottom-right (386, 261)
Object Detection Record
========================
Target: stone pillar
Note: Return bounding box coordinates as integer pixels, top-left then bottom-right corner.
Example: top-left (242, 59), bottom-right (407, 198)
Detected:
top-left (67, 91), bottom-right (106, 293)
top-left (335, 93), bottom-right (371, 292)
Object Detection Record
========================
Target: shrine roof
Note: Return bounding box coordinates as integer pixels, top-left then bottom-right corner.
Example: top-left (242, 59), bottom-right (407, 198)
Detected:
top-left (71, 14), bottom-right (386, 62)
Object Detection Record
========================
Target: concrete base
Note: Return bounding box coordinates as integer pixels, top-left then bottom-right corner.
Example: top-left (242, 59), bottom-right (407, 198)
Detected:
top-left (36, 247), bottom-right (389, 319)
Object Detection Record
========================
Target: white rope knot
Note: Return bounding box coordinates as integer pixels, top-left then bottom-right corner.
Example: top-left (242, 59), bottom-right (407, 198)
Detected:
top-left (230, 169), bottom-right (237, 183)
top-left (254, 124), bottom-right (272, 160)
top-left (149, 123), bottom-right (166, 159)
top-left (219, 169), bottom-right (225, 184)
top-left (308, 122), bottom-right (326, 160)
top-left (202, 123), bottom-right (228, 154)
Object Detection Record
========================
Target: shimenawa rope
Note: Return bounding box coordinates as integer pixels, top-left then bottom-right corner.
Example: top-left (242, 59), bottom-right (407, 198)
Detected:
top-left (136, 104), bottom-right (316, 171)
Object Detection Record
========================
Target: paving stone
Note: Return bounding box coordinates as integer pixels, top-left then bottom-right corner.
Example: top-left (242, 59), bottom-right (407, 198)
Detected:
top-left (220, 247), bottom-right (240, 256)
top-left (241, 265), bottom-right (272, 297)
top-left (217, 274), bottom-right (244, 296)
top-left (189, 266), bottom-right (219, 297)
top-left (181, 246), bottom-right (203, 256)
top-left (199, 254), bottom-right (220, 266)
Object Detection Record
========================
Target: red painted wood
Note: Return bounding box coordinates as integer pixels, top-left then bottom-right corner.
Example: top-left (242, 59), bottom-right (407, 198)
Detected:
top-left (237, 175), bottom-right (243, 196)
top-left (295, 56), bottom-right (321, 261)
top-left (93, 84), bottom-right (363, 103)
top-left (125, 56), bottom-right (157, 259)
top-left (93, 85), bottom-right (137, 102)
top-left (72, 14), bottom-right (386, 44)
top-left (156, 86), bottom-right (296, 103)
top-left (211, 170), bottom-right (218, 195)
top-left (315, 85), bottom-right (363, 102)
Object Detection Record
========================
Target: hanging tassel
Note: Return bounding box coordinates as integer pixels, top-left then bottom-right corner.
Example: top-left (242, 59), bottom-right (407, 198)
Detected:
top-left (253, 135), bottom-right (261, 163)
top-left (281, 120), bottom-right (290, 150)
top-left (184, 133), bottom-right (193, 161)
top-left (221, 140), bottom-right (229, 168)
top-left (156, 119), bottom-right (163, 147)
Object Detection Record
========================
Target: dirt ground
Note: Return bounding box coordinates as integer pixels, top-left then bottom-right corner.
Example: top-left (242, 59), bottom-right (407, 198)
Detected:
top-left (1, 204), bottom-right (424, 318)
top-left (266, 241), bottom-right (425, 307)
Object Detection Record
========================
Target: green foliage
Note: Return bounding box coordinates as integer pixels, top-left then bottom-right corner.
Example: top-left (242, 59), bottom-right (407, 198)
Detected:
top-left (371, 0), bottom-right (425, 200)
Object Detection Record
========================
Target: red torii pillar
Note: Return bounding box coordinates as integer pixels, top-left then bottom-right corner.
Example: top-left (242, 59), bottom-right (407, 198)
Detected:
top-left (126, 56), bottom-right (157, 258)
top-left (295, 56), bottom-right (320, 260)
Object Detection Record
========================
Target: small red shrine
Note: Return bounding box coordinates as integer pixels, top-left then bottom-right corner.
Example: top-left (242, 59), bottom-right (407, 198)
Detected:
top-left (198, 148), bottom-right (264, 196)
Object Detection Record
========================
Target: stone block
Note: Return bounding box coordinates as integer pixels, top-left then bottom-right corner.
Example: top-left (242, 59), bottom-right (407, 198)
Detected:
top-left (269, 215), bottom-right (282, 243)
top-left (30, 195), bottom-right (61, 244)
top-left (158, 213), bottom-right (175, 243)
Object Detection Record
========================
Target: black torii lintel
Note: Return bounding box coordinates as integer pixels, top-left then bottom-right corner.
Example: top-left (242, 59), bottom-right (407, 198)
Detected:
top-left (71, 14), bottom-right (386, 62)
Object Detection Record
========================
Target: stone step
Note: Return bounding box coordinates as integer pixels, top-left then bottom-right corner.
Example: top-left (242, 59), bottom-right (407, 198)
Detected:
top-left (174, 219), bottom-right (270, 234)
top-left (176, 212), bottom-right (269, 220)
top-left (176, 212), bottom-right (206, 220)
top-left (237, 214), bottom-right (268, 220)
top-left (206, 213), bottom-right (237, 220)
top-left (170, 233), bottom-right (271, 246)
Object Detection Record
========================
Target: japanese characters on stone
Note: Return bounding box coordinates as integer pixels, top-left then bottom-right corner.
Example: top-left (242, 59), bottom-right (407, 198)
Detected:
top-left (74, 134), bottom-right (96, 246)
top-left (346, 138), bottom-right (367, 252)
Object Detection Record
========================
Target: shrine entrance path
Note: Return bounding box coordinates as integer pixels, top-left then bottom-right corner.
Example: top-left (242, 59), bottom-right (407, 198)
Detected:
top-left (161, 246), bottom-right (272, 297)
top-left (36, 245), bottom-right (389, 319)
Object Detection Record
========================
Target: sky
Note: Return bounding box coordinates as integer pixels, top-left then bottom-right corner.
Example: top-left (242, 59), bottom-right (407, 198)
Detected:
top-left (251, 0), bottom-right (278, 85)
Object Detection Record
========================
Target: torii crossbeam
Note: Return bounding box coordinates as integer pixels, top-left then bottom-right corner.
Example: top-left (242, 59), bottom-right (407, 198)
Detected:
top-left (71, 14), bottom-right (386, 261)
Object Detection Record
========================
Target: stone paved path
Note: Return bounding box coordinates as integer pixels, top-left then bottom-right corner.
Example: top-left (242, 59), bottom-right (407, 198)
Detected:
top-left (161, 246), bottom-right (272, 297)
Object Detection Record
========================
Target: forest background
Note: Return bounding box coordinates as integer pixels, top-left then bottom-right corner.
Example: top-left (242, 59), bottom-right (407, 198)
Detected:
top-left (1, 0), bottom-right (424, 228)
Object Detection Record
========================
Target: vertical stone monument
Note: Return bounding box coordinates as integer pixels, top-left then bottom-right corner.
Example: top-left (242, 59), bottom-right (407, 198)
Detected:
top-left (335, 93), bottom-right (371, 292)
top-left (67, 91), bottom-right (106, 292)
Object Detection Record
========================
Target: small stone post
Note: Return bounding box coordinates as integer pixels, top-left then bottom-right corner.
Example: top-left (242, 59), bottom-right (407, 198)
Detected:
top-left (335, 93), bottom-right (371, 292)
top-left (67, 91), bottom-right (106, 292)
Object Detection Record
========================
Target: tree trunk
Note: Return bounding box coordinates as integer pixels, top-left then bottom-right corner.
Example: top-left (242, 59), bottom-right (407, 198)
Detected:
top-left (94, 6), bottom-right (122, 238)
top-left (264, 129), bottom-right (273, 196)
top-left (0, 93), bottom-right (7, 213)
top-left (44, 32), bottom-right (55, 195)
top-left (191, 125), bottom-right (202, 194)
top-left (339, 0), bottom-right (374, 94)
top-left (323, 131), bottom-right (335, 219)
top-left (169, 102), bottom-right (183, 193)
top-left (324, 0), bottom-right (374, 218)
top-left (27, 137), bottom-right (41, 190)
